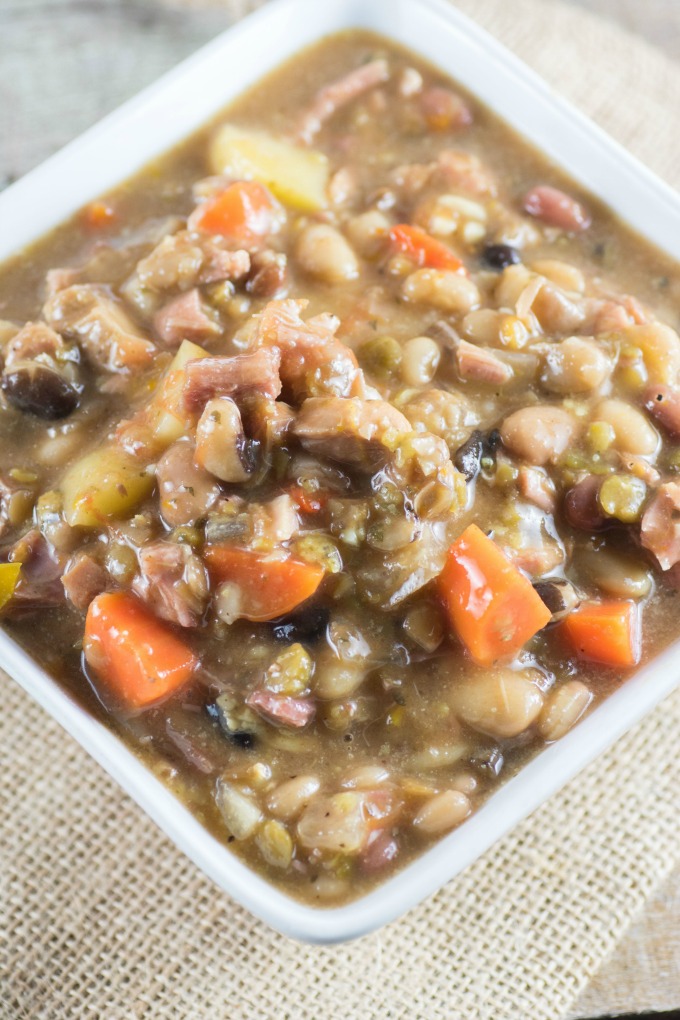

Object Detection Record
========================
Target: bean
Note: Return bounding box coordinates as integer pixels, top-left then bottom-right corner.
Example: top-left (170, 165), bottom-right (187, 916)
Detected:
top-left (531, 259), bottom-right (585, 294)
top-left (215, 782), bottom-right (262, 841)
top-left (255, 820), bottom-right (293, 869)
top-left (342, 766), bottom-right (390, 789)
top-left (403, 388), bottom-right (479, 449)
top-left (500, 405), bottom-right (577, 465)
top-left (266, 775), bottom-right (321, 821)
top-left (538, 681), bottom-right (593, 741)
top-left (313, 656), bottom-right (367, 700)
top-left (400, 336), bottom-right (441, 386)
top-left (598, 474), bottom-right (647, 523)
top-left (413, 790), bottom-right (471, 835)
top-left (522, 185), bottom-right (591, 232)
top-left (402, 269), bottom-right (480, 314)
top-left (420, 86), bottom-right (472, 131)
top-left (532, 578), bottom-right (580, 622)
top-left (626, 322), bottom-right (680, 386)
top-left (540, 337), bottom-right (609, 394)
top-left (361, 830), bottom-right (399, 873)
top-left (346, 209), bottom-right (391, 258)
top-left (403, 601), bottom-right (445, 652)
top-left (564, 475), bottom-right (608, 532)
top-left (644, 384), bottom-right (680, 438)
top-left (577, 544), bottom-right (653, 599)
top-left (295, 223), bottom-right (359, 283)
top-left (595, 398), bottom-right (659, 455)
top-left (450, 670), bottom-right (544, 738)
top-left (482, 243), bottom-right (520, 270)
top-left (450, 772), bottom-right (478, 795)
top-left (461, 308), bottom-right (503, 345)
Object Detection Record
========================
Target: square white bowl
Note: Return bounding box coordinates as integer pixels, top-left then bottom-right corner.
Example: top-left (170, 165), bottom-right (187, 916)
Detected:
top-left (1, 0), bottom-right (680, 944)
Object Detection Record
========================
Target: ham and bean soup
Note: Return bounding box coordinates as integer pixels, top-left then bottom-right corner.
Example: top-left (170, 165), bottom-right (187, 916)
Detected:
top-left (2, 32), bottom-right (680, 904)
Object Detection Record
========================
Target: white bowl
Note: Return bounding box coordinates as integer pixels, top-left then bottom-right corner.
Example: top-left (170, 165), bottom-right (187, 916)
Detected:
top-left (1, 0), bottom-right (679, 944)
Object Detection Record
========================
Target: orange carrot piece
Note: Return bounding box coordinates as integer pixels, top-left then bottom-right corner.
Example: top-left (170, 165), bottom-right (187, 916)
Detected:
top-left (560, 600), bottom-right (640, 668)
top-left (191, 181), bottom-right (276, 242)
top-left (389, 223), bottom-right (465, 273)
top-left (84, 200), bottom-right (117, 229)
top-left (438, 524), bottom-right (551, 666)
top-left (204, 545), bottom-right (324, 622)
top-left (84, 591), bottom-right (198, 710)
top-left (288, 485), bottom-right (328, 515)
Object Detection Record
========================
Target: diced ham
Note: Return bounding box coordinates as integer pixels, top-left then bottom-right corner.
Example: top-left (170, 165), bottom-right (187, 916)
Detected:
top-left (182, 347), bottom-right (282, 413)
top-left (644, 384), bottom-right (680, 438)
top-left (3, 321), bottom-right (72, 370)
top-left (255, 299), bottom-right (364, 399)
top-left (61, 552), bottom-right (108, 611)
top-left (43, 284), bottom-right (155, 371)
top-left (293, 396), bottom-right (411, 470)
top-left (641, 481), bottom-right (680, 570)
top-left (133, 540), bottom-right (209, 628)
top-left (153, 289), bottom-right (222, 347)
top-left (297, 59), bottom-right (389, 143)
top-left (246, 690), bottom-right (316, 729)
top-left (518, 465), bottom-right (557, 514)
top-left (522, 185), bottom-right (591, 233)
top-left (131, 230), bottom-right (250, 294)
top-left (391, 150), bottom-right (496, 200)
top-left (456, 339), bottom-right (513, 384)
top-left (45, 268), bottom-right (82, 299)
top-left (246, 250), bottom-right (288, 298)
top-left (7, 529), bottom-right (65, 611)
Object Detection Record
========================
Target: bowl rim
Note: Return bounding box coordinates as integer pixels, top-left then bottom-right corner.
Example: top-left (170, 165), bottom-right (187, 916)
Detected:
top-left (1, 0), bottom-right (679, 944)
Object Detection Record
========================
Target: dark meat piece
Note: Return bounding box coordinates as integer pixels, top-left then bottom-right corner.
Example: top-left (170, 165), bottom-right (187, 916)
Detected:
top-left (182, 347), bottom-right (282, 413)
top-left (153, 288), bottom-right (222, 347)
top-left (133, 540), bottom-right (209, 628)
top-left (246, 690), bottom-right (316, 729)
top-left (62, 551), bottom-right (108, 611)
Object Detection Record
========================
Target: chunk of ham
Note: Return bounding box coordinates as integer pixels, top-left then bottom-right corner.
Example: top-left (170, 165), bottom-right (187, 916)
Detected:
top-left (293, 396), bottom-right (410, 470)
top-left (133, 540), bottom-right (209, 628)
top-left (297, 58), bottom-right (389, 143)
top-left (43, 284), bottom-right (155, 371)
top-left (391, 149), bottom-right (496, 200)
top-left (3, 321), bottom-right (73, 370)
top-left (246, 690), bottom-right (316, 729)
top-left (61, 552), bottom-right (108, 611)
top-left (153, 289), bottom-right (221, 347)
top-left (45, 268), bottom-right (82, 299)
top-left (641, 481), bottom-right (680, 570)
top-left (131, 230), bottom-right (250, 294)
top-left (255, 299), bottom-right (364, 399)
top-left (456, 339), bottom-right (513, 385)
top-left (182, 347), bottom-right (282, 413)
top-left (518, 465), bottom-right (557, 514)
top-left (7, 529), bottom-right (65, 612)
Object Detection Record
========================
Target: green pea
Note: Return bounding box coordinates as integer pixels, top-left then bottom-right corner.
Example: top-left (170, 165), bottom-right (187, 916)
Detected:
top-left (358, 335), bottom-right (402, 379)
top-left (598, 474), bottom-right (647, 523)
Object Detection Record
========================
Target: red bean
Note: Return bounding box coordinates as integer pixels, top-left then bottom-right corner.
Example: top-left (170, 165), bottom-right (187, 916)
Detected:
top-left (564, 475), bottom-right (608, 531)
top-left (361, 829), bottom-right (399, 874)
top-left (522, 185), bottom-right (591, 233)
top-left (644, 384), bottom-right (680, 438)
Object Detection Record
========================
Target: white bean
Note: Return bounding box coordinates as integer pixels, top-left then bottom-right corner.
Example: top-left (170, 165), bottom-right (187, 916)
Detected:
top-left (402, 269), bottom-right (480, 314)
top-left (595, 398), bottom-right (659, 455)
top-left (538, 681), bottom-right (593, 741)
top-left (500, 405), bottom-right (577, 465)
top-left (295, 223), bottom-right (359, 283)
top-left (400, 336), bottom-right (441, 386)
top-left (413, 790), bottom-right (471, 835)
top-left (266, 775), bottom-right (321, 821)
top-left (346, 209), bottom-right (391, 257)
top-left (540, 336), bottom-right (610, 394)
top-left (450, 670), bottom-right (544, 738)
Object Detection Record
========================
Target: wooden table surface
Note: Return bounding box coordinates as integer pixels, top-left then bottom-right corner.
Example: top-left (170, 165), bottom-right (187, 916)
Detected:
top-left (0, 2), bottom-right (678, 1016)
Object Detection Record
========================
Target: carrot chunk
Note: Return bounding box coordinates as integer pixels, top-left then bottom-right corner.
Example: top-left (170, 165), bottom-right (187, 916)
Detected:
top-left (84, 591), bottom-right (198, 710)
top-left (204, 545), bottom-right (324, 622)
top-left (389, 224), bottom-right (465, 273)
top-left (560, 600), bottom-right (640, 668)
top-left (438, 524), bottom-right (551, 666)
top-left (191, 181), bottom-right (276, 243)
top-left (83, 201), bottom-right (117, 229)
top-left (287, 485), bottom-right (328, 515)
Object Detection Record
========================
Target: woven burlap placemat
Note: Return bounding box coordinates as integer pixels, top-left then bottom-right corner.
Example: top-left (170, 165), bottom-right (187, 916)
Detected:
top-left (2, 2), bottom-right (680, 1018)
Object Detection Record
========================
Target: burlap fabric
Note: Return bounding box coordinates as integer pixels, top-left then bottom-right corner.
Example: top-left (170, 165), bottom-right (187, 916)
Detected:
top-left (2, 2), bottom-right (680, 1018)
